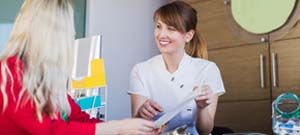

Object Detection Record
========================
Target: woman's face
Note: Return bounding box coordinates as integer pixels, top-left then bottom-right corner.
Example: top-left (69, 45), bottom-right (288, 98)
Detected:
top-left (154, 19), bottom-right (188, 55)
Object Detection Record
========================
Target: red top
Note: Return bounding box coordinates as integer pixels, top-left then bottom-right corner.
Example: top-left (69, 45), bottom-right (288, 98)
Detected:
top-left (0, 56), bottom-right (103, 135)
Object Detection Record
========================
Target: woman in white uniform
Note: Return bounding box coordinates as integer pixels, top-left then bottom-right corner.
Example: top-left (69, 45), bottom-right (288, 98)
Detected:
top-left (128, 1), bottom-right (225, 135)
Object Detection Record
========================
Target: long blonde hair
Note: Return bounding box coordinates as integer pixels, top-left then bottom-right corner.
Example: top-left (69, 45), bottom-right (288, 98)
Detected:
top-left (0, 0), bottom-right (75, 121)
top-left (154, 1), bottom-right (208, 59)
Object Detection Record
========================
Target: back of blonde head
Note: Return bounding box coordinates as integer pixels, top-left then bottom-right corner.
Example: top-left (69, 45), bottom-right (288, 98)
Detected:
top-left (0, 0), bottom-right (74, 121)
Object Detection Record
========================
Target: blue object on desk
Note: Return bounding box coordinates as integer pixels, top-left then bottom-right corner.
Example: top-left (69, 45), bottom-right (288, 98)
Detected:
top-left (76, 95), bottom-right (101, 110)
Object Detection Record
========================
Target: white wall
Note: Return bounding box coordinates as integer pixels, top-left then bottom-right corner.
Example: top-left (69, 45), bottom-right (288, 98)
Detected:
top-left (0, 23), bottom-right (13, 54)
top-left (86, 0), bottom-right (167, 120)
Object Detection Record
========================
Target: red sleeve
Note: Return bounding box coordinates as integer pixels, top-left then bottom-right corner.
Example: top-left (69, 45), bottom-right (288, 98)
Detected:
top-left (5, 101), bottom-right (97, 135)
top-left (4, 92), bottom-right (102, 135)
top-left (1, 57), bottom-right (103, 135)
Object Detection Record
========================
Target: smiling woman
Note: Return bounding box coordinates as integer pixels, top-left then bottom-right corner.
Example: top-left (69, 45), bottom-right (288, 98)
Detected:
top-left (129, 1), bottom-right (225, 135)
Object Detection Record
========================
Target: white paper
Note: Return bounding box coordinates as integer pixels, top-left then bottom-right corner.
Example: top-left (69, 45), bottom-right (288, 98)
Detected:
top-left (154, 63), bottom-right (211, 128)
top-left (154, 87), bottom-right (203, 128)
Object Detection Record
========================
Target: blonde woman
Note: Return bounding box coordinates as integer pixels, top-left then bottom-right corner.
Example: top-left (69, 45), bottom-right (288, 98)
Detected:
top-left (129, 1), bottom-right (225, 135)
top-left (0, 0), bottom-right (159, 134)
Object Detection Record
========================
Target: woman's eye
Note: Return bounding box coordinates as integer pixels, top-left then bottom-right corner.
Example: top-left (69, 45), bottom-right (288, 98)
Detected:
top-left (156, 25), bottom-right (161, 29)
top-left (168, 27), bottom-right (176, 31)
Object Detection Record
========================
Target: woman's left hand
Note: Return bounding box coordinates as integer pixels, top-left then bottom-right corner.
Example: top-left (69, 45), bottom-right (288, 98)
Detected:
top-left (193, 85), bottom-right (214, 109)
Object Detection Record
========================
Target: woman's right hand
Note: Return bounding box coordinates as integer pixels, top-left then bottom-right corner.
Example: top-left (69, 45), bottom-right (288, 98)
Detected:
top-left (138, 99), bottom-right (164, 120)
top-left (96, 118), bottom-right (158, 135)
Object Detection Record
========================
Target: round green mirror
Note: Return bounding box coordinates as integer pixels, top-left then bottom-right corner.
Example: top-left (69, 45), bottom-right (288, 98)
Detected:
top-left (231, 0), bottom-right (296, 34)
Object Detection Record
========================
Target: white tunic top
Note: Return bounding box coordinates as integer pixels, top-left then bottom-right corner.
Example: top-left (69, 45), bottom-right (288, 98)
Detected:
top-left (128, 53), bottom-right (225, 134)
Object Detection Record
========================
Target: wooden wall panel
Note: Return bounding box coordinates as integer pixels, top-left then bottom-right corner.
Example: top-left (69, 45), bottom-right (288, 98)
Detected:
top-left (190, 0), bottom-right (250, 49)
top-left (280, 22), bottom-right (300, 40)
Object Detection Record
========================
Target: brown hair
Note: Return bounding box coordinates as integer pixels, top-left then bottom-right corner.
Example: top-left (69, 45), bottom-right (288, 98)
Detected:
top-left (153, 1), bottom-right (208, 59)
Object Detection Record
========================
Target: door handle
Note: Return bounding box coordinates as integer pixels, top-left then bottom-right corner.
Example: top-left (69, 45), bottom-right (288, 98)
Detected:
top-left (271, 52), bottom-right (277, 87)
top-left (259, 54), bottom-right (264, 88)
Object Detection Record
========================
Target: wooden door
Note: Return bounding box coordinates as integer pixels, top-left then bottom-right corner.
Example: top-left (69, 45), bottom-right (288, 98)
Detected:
top-left (215, 100), bottom-right (272, 134)
top-left (271, 38), bottom-right (300, 98)
top-left (208, 43), bottom-right (270, 102)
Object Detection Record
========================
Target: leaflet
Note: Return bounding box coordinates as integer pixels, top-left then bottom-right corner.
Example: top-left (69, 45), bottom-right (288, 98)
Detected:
top-left (154, 86), bottom-right (203, 128)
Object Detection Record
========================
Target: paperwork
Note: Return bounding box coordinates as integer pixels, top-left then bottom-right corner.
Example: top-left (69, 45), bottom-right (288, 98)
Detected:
top-left (154, 86), bottom-right (203, 128)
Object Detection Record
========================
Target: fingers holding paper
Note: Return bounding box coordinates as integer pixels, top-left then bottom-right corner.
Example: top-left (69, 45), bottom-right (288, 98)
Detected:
top-left (194, 85), bottom-right (214, 109)
top-left (138, 99), bottom-right (164, 120)
top-left (152, 124), bottom-right (167, 135)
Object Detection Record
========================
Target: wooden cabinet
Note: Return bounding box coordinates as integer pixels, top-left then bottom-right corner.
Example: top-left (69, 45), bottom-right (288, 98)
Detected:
top-left (208, 43), bottom-right (270, 102)
top-left (215, 100), bottom-right (272, 134)
top-left (208, 38), bottom-right (300, 133)
top-left (208, 44), bottom-right (273, 133)
top-left (271, 39), bottom-right (300, 98)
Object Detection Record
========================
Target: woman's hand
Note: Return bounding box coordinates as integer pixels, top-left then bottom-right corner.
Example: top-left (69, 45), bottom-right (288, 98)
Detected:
top-left (194, 85), bottom-right (214, 109)
top-left (96, 118), bottom-right (159, 135)
top-left (138, 99), bottom-right (164, 120)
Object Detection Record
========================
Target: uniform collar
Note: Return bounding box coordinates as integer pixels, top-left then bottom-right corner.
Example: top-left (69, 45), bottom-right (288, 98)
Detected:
top-left (178, 52), bottom-right (191, 71)
top-left (159, 52), bottom-right (191, 76)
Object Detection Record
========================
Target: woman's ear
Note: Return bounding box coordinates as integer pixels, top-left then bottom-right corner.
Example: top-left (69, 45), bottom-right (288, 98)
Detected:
top-left (184, 30), bottom-right (195, 43)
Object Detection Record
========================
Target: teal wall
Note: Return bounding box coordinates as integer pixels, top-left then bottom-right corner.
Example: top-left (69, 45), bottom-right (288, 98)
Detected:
top-left (73, 0), bottom-right (86, 38)
top-left (0, 1), bottom-right (22, 23)
top-left (0, 0), bottom-right (86, 39)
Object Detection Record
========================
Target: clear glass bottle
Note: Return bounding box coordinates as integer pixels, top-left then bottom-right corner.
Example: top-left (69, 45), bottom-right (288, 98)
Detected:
top-left (272, 92), bottom-right (300, 134)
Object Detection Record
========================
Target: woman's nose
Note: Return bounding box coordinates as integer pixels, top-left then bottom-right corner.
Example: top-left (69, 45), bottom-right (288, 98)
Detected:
top-left (158, 28), bottom-right (168, 38)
